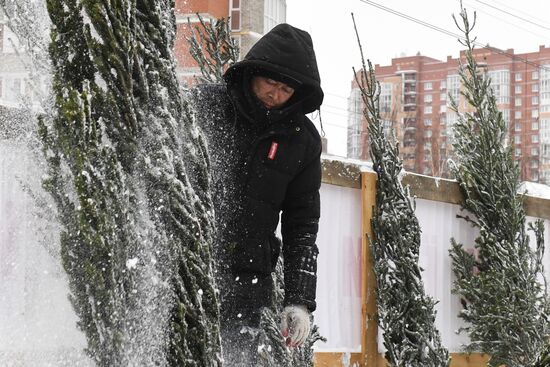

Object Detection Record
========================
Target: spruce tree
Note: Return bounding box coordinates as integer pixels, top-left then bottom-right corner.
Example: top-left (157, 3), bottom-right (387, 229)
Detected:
top-left (352, 16), bottom-right (449, 367)
top-left (42, 0), bottom-right (220, 365)
top-left (448, 6), bottom-right (549, 367)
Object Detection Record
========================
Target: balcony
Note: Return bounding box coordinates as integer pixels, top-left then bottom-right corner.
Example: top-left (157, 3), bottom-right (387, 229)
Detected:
top-left (403, 96), bottom-right (416, 105)
top-left (403, 73), bottom-right (417, 82)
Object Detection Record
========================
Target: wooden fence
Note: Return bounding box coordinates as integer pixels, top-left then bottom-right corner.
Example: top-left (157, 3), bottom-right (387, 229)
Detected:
top-left (314, 157), bottom-right (550, 367)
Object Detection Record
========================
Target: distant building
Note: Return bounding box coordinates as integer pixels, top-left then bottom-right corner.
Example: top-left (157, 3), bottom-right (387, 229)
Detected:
top-left (348, 46), bottom-right (550, 184)
top-left (0, 13), bottom-right (45, 111)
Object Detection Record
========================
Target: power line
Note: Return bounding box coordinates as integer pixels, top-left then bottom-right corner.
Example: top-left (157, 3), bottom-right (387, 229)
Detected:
top-left (485, 0), bottom-right (550, 27)
top-left (474, 0), bottom-right (550, 33)
top-left (358, 0), bottom-right (550, 73)
top-left (325, 91), bottom-right (352, 100)
top-left (463, 1), bottom-right (549, 40)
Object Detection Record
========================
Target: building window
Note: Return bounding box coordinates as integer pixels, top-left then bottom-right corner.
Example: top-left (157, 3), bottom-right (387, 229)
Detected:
top-left (533, 171), bottom-right (539, 181)
top-left (424, 119), bottom-right (432, 126)
top-left (533, 71), bottom-right (539, 80)
top-left (379, 83), bottom-right (392, 112)
top-left (440, 105), bottom-right (446, 113)
top-left (424, 130), bottom-right (432, 138)
top-left (347, 89), bottom-right (362, 159)
top-left (424, 94), bottom-right (432, 103)
top-left (533, 83), bottom-right (539, 92)
top-left (515, 72), bottom-right (522, 81)
top-left (515, 97), bottom-right (522, 106)
top-left (532, 109), bottom-right (539, 118)
top-left (440, 92), bottom-right (446, 101)
top-left (532, 96), bottom-right (539, 105)
top-left (230, 0), bottom-right (241, 31)
top-left (515, 110), bottom-right (522, 119)
top-left (514, 135), bottom-right (521, 144)
top-left (264, 0), bottom-right (287, 34)
top-left (424, 82), bottom-right (432, 90)
top-left (533, 121), bottom-right (539, 130)
top-left (532, 160), bottom-right (539, 168)
top-left (515, 122), bottom-right (522, 131)
top-left (488, 70), bottom-right (510, 104)
top-left (532, 147), bottom-right (539, 156)
top-left (446, 75), bottom-right (460, 104)
top-left (515, 148), bottom-right (521, 156)
top-left (532, 134), bottom-right (539, 143)
top-left (425, 106), bottom-right (432, 114)
top-left (440, 80), bottom-right (447, 89)
top-left (515, 85), bottom-right (522, 94)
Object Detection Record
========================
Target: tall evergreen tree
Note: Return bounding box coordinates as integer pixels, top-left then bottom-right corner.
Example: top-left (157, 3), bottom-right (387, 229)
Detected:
top-left (186, 16), bottom-right (324, 367)
top-left (352, 16), bottom-right (449, 367)
top-left (41, 0), bottom-right (220, 365)
top-left (448, 6), bottom-right (549, 367)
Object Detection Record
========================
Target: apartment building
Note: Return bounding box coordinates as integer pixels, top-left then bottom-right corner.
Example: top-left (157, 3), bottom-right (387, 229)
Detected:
top-left (348, 46), bottom-right (550, 183)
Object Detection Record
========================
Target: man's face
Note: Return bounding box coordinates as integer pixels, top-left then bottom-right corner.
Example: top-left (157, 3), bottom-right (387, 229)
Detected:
top-left (251, 76), bottom-right (295, 109)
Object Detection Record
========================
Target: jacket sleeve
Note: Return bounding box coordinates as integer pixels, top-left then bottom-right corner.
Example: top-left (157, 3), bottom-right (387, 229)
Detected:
top-left (280, 139), bottom-right (322, 312)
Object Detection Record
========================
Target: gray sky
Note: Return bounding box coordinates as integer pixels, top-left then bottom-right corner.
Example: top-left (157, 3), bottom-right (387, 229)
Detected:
top-left (286, 0), bottom-right (550, 157)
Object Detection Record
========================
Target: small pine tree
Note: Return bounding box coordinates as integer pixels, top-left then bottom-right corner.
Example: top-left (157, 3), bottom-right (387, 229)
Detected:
top-left (186, 14), bottom-right (239, 84)
top-left (352, 15), bottom-right (449, 367)
top-left (448, 6), bottom-right (549, 367)
top-left (42, 0), bottom-right (221, 365)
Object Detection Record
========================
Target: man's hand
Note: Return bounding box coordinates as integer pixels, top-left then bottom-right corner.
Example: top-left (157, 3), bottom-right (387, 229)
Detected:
top-left (280, 305), bottom-right (310, 347)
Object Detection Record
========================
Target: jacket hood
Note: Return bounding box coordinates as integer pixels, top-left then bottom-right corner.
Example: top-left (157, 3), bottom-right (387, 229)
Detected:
top-left (224, 23), bottom-right (324, 115)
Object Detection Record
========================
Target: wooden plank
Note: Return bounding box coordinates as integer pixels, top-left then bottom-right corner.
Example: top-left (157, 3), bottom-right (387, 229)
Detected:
top-left (449, 353), bottom-right (491, 367)
top-left (313, 353), bottom-right (489, 367)
top-left (313, 352), bottom-right (362, 367)
top-left (402, 173), bottom-right (463, 205)
top-left (321, 158), bottom-right (550, 220)
top-left (369, 353), bottom-right (490, 367)
top-left (321, 158), bottom-right (362, 189)
top-left (523, 195), bottom-right (550, 220)
top-left (362, 172), bottom-right (378, 367)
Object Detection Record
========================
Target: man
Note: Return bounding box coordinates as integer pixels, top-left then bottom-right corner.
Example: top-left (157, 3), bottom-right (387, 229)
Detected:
top-left (193, 23), bottom-right (323, 364)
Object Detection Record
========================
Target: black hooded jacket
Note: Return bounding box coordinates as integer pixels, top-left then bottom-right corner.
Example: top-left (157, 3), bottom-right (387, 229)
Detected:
top-left (193, 24), bottom-right (323, 315)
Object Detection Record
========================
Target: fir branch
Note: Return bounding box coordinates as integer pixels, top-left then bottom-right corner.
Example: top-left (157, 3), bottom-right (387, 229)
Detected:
top-left (352, 13), bottom-right (449, 367)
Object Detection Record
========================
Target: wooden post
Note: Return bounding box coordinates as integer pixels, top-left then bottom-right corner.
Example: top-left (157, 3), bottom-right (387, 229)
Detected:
top-left (361, 172), bottom-right (378, 366)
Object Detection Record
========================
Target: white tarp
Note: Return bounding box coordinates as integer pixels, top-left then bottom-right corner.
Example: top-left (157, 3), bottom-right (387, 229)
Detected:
top-left (314, 183), bottom-right (362, 352)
